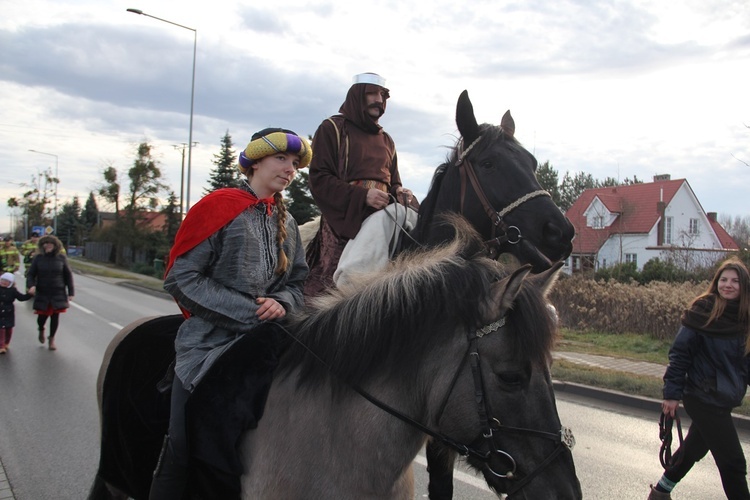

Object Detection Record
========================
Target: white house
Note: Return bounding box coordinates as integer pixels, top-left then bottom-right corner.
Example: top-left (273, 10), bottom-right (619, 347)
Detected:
top-left (564, 175), bottom-right (738, 274)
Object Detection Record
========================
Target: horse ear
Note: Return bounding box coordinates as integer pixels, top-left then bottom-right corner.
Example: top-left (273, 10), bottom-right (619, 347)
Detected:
top-left (527, 261), bottom-right (564, 298)
top-left (482, 264), bottom-right (532, 324)
top-left (456, 90), bottom-right (480, 145)
top-left (500, 110), bottom-right (515, 137)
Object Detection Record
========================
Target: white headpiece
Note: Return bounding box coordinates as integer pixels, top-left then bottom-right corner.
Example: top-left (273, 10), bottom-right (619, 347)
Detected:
top-left (1, 272), bottom-right (14, 287)
top-left (352, 72), bottom-right (386, 87)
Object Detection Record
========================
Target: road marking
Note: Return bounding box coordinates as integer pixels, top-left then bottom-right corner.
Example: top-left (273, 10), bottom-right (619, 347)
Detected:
top-left (70, 302), bottom-right (94, 315)
top-left (413, 454), bottom-right (491, 492)
top-left (70, 302), bottom-right (123, 329)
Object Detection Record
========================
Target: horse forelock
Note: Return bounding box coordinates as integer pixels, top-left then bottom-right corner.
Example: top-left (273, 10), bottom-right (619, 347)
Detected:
top-left (506, 283), bottom-right (558, 369)
top-left (280, 220), bottom-right (501, 392)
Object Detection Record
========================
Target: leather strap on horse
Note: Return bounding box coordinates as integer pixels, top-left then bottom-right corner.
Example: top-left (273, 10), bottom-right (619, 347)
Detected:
top-left (659, 411), bottom-right (684, 470)
top-left (455, 136), bottom-right (551, 259)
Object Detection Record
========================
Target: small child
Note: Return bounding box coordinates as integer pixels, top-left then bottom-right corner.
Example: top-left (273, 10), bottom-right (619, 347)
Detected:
top-left (0, 272), bottom-right (33, 353)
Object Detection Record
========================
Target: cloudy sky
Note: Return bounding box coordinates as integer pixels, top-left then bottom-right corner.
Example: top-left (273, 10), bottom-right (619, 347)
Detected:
top-left (1, 0), bottom-right (748, 236)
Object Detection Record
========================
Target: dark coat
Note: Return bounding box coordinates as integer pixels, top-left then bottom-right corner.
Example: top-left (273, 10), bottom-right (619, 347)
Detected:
top-left (663, 325), bottom-right (750, 408)
top-left (0, 285), bottom-right (32, 328)
top-left (26, 253), bottom-right (74, 311)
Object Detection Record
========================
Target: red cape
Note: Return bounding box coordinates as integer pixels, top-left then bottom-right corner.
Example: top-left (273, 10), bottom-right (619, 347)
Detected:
top-left (165, 188), bottom-right (273, 317)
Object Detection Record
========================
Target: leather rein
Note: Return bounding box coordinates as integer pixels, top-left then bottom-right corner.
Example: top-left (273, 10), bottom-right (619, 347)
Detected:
top-left (456, 135), bottom-right (552, 263)
top-left (275, 317), bottom-right (575, 496)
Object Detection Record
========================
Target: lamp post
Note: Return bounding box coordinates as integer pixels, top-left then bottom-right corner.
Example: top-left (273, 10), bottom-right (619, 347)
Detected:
top-left (173, 141), bottom-right (198, 219)
top-left (127, 8), bottom-right (197, 212)
top-left (28, 149), bottom-right (58, 235)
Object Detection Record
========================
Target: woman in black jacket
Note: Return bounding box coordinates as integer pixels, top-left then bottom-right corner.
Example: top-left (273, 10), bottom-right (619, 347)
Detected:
top-left (648, 257), bottom-right (750, 500)
top-left (26, 235), bottom-right (74, 351)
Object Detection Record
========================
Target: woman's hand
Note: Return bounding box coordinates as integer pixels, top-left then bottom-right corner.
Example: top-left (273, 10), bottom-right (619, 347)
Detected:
top-left (255, 297), bottom-right (286, 321)
top-left (28, 286), bottom-right (36, 295)
top-left (662, 399), bottom-right (679, 417)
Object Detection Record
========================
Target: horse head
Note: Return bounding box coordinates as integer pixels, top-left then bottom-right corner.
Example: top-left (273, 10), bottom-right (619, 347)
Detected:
top-left (413, 91), bottom-right (575, 273)
top-left (429, 252), bottom-right (581, 498)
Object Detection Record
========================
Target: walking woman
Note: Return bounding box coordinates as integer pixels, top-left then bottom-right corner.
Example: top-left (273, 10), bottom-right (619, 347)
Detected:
top-left (26, 235), bottom-right (74, 351)
top-left (648, 257), bottom-right (750, 499)
top-left (149, 128), bottom-right (310, 499)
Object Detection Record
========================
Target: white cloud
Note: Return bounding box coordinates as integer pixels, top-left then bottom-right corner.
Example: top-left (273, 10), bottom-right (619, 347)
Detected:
top-left (0, 0), bottom-right (748, 235)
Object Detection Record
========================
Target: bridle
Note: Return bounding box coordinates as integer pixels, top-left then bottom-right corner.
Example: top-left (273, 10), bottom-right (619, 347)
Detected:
top-left (431, 319), bottom-right (576, 497)
top-left (276, 316), bottom-right (575, 497)
top-left (456, 135), bottom-right (552, 264)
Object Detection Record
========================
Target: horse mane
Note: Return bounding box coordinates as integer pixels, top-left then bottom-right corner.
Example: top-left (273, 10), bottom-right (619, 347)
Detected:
top-left (413, 124), bottom-right (526, 243)
top-left (278, 216), bottom-right (556, 393)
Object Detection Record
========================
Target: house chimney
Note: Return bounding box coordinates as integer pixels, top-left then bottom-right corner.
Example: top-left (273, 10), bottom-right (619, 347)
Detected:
top-left (707, 212), bottom-right (717, 222)
top-left (653, 174), bottom-right (671, 182)
top-left (657, 201), bottom-right (667, 246)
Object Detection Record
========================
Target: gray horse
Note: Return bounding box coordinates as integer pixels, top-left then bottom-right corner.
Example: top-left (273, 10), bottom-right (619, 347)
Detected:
top-left (90, 218), bottom-right (581, 499)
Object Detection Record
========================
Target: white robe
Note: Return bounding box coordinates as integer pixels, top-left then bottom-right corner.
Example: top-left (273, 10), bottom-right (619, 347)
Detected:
top-left (334, 204), bottom-right (418, 289)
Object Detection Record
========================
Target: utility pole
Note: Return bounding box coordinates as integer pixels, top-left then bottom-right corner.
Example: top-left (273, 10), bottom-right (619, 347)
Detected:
top-left (173, 142), bottom-right (198, 219)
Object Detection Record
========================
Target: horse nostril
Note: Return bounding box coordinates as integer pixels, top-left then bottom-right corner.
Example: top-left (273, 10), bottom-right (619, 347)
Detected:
top-left (543, 222), bottom-right (563, 244)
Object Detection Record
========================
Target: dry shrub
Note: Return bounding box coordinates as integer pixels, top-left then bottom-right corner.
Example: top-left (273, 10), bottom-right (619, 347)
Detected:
top-left (549, 275), bottom-right (707, 340)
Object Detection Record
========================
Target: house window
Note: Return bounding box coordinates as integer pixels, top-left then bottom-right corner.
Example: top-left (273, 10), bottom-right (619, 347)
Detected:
top-left (689, 218), bottom-right (699, 235)
top-left (625, 253), bottom-right (637, 266)
top-left (664, 217), bottom-right (673, 245)
top-left (602, 258), bottom-right (607, 268)
top-left (592, 215), bottom-right (604, 228)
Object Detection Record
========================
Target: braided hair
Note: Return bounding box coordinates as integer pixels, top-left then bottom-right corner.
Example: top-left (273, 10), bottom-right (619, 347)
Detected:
top-left (273, 191), bottom-right (289, 276)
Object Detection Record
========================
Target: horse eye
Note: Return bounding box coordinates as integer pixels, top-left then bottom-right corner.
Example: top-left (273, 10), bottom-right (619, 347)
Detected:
top-left (496, 372), bottom-right (522, 387)
top-left (480, 160), bottom-right (493, 169)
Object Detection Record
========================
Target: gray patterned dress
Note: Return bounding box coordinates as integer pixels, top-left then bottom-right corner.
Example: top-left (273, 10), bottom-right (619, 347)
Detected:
top-left (164, 184), bottom-right (308, 391)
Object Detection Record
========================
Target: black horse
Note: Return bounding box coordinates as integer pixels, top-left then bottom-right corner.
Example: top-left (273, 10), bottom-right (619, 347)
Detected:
top-left (406, 90), bottom-right (573, 271)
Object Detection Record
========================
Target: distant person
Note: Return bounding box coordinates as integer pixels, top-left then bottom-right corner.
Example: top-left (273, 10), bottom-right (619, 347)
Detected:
top-left (26, 235), bottom-right (74, 351)
top-left (21, 232), bottom-right (40, 264)
top-left (648, 257), bottom-right (750, 500)
top-left (149, 128), bottom-right (310, 499)
top-left (0, 272), bottom-right (33, 354)
top-left (304, 72), bottom-right (414, 297)
top-left (0, 236), bottom-right (20, 274)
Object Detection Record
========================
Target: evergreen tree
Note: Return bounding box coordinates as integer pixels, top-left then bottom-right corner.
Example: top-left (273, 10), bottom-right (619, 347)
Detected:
top-left (536, 161), bottom-right (562, 207)
top-left (58, 196), bottom-right (84, 248)
top-left (285, 170), bottom-right (319, 224)
top-left (162, 191), bottom-right (181, 248)
top-left (205, 131), bottom-right (240, 193)
top-left (82, 192), bottom-right (99, 235)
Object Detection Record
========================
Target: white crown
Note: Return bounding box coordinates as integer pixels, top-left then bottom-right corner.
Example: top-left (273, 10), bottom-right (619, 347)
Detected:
top-left (352, 73), bottom-right (386, 87)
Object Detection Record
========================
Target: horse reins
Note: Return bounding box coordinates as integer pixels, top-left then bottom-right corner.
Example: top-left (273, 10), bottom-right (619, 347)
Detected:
top-left (455, 136), bottom-right (551, 262)
top-left (273, 318), bottom-right (575, 497)
top-left (659, 411), bottom-right (684, 470)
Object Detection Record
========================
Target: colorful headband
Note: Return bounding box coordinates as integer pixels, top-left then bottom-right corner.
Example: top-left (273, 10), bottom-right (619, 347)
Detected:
top-left (238, 131), bottom-right (312, 174)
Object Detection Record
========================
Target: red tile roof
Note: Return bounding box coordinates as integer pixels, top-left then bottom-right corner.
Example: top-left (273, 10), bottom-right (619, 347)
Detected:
top-left (710, 218), bottom-right (740, 250)
top-left (564, 178), bottom-right (736, 255)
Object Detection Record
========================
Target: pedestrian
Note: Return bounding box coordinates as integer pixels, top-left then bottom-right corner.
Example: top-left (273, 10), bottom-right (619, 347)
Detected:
top-left (26, 235), bottom-right (74, 351)
top-left (149, 127), bottom-right (310, 499)
top-left (648, 257), bottom-right (750, 500)
top-left (21, 232), bottom-right (40, 265)
top-left (0, 272), bottom-right (33, 354)
top-left (304, 72), bottom-right (415, 297)
top-left (0, 236), bottom-right (20, 274)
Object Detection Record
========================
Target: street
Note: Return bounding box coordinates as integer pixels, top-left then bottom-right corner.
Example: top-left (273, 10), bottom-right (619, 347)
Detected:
top-left (0, 272), bottom-right (747, 499)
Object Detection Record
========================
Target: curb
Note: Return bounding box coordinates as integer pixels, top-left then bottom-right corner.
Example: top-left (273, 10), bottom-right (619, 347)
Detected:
top-left (553, 380), bottom-right (750, 432)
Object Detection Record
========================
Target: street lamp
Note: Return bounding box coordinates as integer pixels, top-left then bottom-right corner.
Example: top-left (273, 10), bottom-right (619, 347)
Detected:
top-left (127, 8), bottom-right (197, 212)
top-left (28, 149), bottom-right (58, 235)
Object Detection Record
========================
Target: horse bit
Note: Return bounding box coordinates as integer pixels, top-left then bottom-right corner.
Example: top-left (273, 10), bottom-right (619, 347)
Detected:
top-left (456, 135), bottom-right (551, 262)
